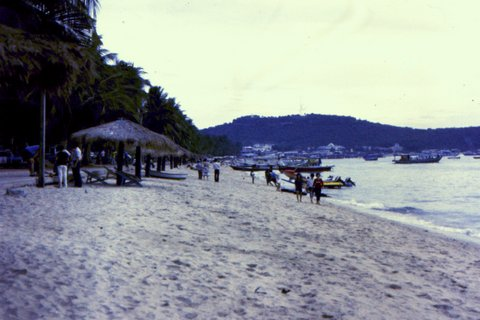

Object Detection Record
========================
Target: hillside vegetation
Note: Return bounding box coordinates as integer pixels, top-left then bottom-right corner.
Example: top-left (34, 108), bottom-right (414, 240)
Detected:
top-left (201, 114), bottom-right (480, 151)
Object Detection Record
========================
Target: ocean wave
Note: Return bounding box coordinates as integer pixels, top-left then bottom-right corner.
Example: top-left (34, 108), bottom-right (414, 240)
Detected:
top-left (332, 198), bottom-right (386, 211)
top-left (383, 206), bottom-right (427, 215)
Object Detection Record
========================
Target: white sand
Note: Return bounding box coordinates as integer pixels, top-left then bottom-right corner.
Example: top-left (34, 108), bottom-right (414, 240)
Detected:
top-left (1, 167), bottom-right (480, 319)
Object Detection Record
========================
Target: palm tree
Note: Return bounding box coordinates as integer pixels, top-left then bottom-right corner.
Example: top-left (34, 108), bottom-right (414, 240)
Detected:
top-left (144, 86), bottom-right (201, 152)
top-left (0, 0), bottom-right (98, 186)
top-left (69, 33), bottom-right (150, 130)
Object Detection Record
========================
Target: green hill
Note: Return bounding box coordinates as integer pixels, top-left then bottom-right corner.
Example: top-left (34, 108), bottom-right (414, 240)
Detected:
top-left (201, 114), bottom-right (480, 151)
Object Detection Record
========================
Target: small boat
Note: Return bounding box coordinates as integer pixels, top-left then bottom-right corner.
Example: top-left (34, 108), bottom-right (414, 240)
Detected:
top-left (289, 165), bottom-right (335, 173)
top-left (474, 156), bottom-right (480, 160)
top-left (278, 164), bottom-right (334, 173)
top-left (323, 176), bottom-right (354, 189)
top-left (282, 170), bottom-right (350, 189)
top-left (150, 171), bottom-right (187, 180)
top-left (278, 179), bottom-right (307, 195)
top-left (393, 154), bottom-right (442, 164)
top-left (363, 154), bottom-right (379, 161)
top-left (230, 164), bottom-right (270, 171)
top-left (278, 158), bottom-right (334, 173)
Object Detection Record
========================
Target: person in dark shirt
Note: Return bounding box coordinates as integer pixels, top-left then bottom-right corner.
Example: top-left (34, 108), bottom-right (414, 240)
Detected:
top-left (295, 173), bottom-right (304, 202)
top-left (313, 173), bottom-right (324, 205)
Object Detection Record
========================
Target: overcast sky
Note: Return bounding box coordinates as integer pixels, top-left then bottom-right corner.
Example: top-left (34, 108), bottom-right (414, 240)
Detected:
top-left (96, 0), bottom-right (480, 130)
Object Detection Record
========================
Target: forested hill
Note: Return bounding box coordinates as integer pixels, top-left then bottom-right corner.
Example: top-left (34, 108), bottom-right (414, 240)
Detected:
top-left (201, 114), bottom-right (480, 151)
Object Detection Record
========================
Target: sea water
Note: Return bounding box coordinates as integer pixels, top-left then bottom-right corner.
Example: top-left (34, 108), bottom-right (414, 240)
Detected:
top-left (323, 156), bottom-right (480, 244)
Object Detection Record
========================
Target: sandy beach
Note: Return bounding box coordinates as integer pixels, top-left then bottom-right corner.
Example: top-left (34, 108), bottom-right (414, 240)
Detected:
top-left (1, 167), bottom-right (479, 319)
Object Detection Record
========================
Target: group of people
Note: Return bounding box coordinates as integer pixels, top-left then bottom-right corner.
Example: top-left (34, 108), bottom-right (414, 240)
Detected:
top-left (250, 166), bottom-right (325, 205)
top-left (54, 144), bottom-right (83, 188)
top-left (195, 159), bottom-right (221, 182)
top-left (296, 172), bottom-right (324, 204)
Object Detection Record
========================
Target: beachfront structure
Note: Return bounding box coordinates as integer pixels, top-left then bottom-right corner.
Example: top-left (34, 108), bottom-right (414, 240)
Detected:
top-left (241, 144), bottom-right (273, 157)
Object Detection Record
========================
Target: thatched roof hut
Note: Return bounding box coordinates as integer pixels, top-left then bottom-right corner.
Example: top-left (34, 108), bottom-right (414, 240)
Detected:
top-left (71, 119), bottom-right (187, 156)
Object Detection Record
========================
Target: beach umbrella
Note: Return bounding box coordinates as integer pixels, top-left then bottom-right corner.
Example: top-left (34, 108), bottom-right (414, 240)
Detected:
top-left (21, 145), bottom-right (40, 161)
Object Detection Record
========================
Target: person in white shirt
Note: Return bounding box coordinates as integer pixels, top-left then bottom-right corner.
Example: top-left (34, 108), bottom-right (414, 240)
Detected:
top-left (55, 145), bottom-right (71, 188)
top-left (306, 173), bottom-right (315, 203)
top-left (213, 159), bottom-right (221, 182)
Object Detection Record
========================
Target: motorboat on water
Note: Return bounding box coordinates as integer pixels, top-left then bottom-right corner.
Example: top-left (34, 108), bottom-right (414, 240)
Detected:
top-left (282, 170), bottom-right (355, 189)
top-left (323, 175), bottom-right (356, 188)
top-left (230, 164), bottom-right (272, 171)
top-left (277, 159), bottom-right (334, 173)
top-left (230, 158), bottom-right (277, 171)
top-left (363, 154), bottom-right (379, 161)
top-left (392, 154), bottom-right (442, 164)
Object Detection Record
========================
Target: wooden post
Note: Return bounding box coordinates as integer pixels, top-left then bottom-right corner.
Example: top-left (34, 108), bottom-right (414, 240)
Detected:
top-left (37, 90), bottom-right (46, 187)
top-left (82, 137), bottom-right (89, 165)
top-left (170, 155), bottom-right (173, 169)
top-left (116, 141), bottom-right (124, 185)
top-left (157, 157), bottom-right (162, 172)
top-left (135, 145), bottom-right (142, 179)
top-left (161, 156), bottom-right (166, 171)
top-left (145, 154), bottom-right (151, 177)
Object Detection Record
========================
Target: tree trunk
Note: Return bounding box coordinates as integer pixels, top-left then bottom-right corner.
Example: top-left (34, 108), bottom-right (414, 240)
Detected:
top-left (135, 146), bottom-right (141, 178)
top-left (161, 157), bottom-right (166, 171)
top-left (116, 142), bottom-right (124, 185)
top-left (145, 155), bottom-right (151, 177)
top-left (157, 157), bottom-right (162, 172)
top-left (37, 90), bottom-right (46, 188)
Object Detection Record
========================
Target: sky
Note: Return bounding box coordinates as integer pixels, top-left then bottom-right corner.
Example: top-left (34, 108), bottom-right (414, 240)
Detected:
top-left (96, 0), bottom-right (480, 130)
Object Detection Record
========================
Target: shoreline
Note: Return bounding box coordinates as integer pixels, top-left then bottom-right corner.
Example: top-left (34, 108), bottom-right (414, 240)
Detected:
top-left (330, 198), bottom-right (480, 247)
top-left (1, 167), bottom-right (480, 319)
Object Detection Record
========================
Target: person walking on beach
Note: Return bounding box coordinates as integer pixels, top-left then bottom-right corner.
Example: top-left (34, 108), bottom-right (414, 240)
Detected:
top-left (265, 168), bottom-right (271, 185)
top-left (29, 148), bottom-right (40, 177)
top-left (270, 170), bottom-right (279, 189)
top-left (313, 173), bottom-right (324, 204)
top-left (71, 143), bottom-right (83, 187)
top-left (250, 168), bottom-right (256, 184)
top-left (55, 145), bottom-right (71, 188)
top-left (195, 161), bottom-right (203, 179)
top-left (306, 173), bottom-right (314, 203)
top-left (213, 159), bottom-right (221, 182)
top-left (295, 173), bottom-right (304, 202)
top-left (202, 161), bottom-right (209, 180)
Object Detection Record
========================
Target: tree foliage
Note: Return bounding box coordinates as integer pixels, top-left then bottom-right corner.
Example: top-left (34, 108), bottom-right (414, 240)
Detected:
top-left (0, 2), bottom-right (238, 156)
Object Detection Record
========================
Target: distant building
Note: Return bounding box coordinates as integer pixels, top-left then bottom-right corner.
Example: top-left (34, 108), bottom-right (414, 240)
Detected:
top-left (241, 144), bottom-right (273, 156)
top-left (392, 143), bottom-right (403, 154)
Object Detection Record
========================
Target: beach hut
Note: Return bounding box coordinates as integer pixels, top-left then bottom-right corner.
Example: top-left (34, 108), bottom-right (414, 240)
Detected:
top-left (71, 119), bottom-right (187, 184)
